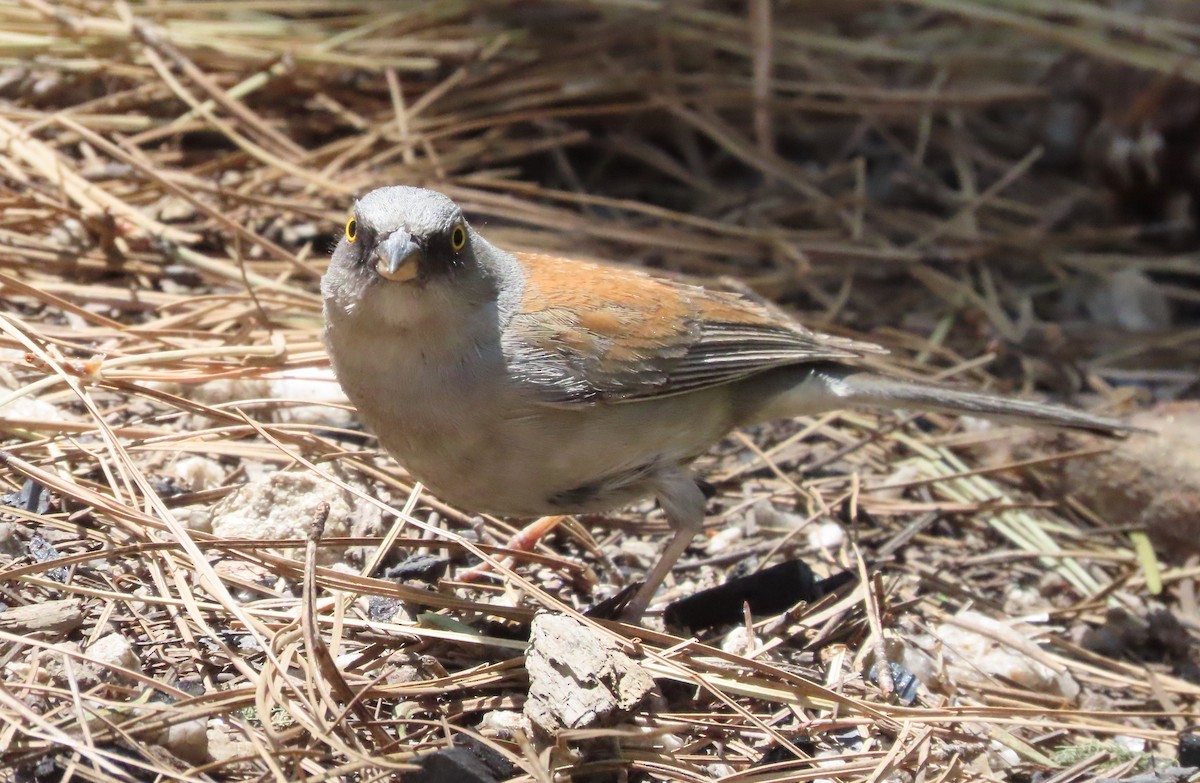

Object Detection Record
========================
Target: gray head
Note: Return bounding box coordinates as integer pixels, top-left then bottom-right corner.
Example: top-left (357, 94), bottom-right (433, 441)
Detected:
top-left (323, 186), bottom-right (524, 331)
top-left (330, 186), bottom-right (474, 286)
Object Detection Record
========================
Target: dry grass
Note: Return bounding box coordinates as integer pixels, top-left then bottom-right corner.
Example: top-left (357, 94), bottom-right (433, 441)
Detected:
top-left (0, 1), bottom-right (1197, 781)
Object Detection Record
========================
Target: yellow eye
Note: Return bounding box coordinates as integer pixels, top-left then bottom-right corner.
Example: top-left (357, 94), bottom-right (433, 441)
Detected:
top-left (451, 224), bottom-right (466, 252)
top-left (345, 217), bottom-right (357, 243)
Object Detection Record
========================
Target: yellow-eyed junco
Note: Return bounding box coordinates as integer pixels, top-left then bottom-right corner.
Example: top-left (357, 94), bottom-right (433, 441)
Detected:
top-left (322, 186), bottom-right (1130, 620)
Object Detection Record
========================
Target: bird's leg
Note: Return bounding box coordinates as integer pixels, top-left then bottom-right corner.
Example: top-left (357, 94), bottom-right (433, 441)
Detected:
top-left (458, 515), bottom-right (566, 584)
top-left (621, 472), bottom-right (706, 621)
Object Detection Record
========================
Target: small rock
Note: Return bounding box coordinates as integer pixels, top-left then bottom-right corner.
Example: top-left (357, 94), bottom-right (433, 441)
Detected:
top-left (1180, 730), bottom-right (1200, 767)
top-left (705, 763), bottom-right (737, 777)
top-left (281, 222), bottom-right (320, 246)
top-left (478, 710), bottom-right (529, 739)
top-left (985, 739), bottom-right (1021, 772)
top-left (78, 632), bottom-right (144, 685)
top-left (0, 395), bottom-right (76, 423)
top-left (48, 218), bottom-right (91, 252)
top-left (171, 456), bottom-right (226, 493)
top-left (1113, 735), bottom-right (1147, 754)
top-left (387, 664), bottom-right (424, 686)
top-left (616, 538), bottom-right (659, 566)
top-left (155, 196), bottom-right (197, 223)
top-left (264, 367), bottom-right (354, 427)
top-left (719, 625), bottom-right (760, 656)
top-left (367, 595), bottom-right (405, 623)
top-left (187, 377), bottom-right (272, 407)
top-left (1, 479), bottom-right (50, 515)
top-left (177, 507), bottom-right (213, 534)
top-left (208, 470), bottom-right (381, 564)
top-left (1002, 584), bottom-right (1049, 616)
top-left (807, 520), bottom-right (845, 550)
top-left (935, 610), bottom-right (1078, 700)
top-left (524, 613), bottom-right (655, 734)
top-left (28, 534), bottom-right (69, 582)
top-left (157, 717), bottom-right (208, 764)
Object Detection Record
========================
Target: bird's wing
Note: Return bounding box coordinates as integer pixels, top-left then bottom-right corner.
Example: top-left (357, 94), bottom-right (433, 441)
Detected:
top-left (502, 252), bottom-right (887, 405)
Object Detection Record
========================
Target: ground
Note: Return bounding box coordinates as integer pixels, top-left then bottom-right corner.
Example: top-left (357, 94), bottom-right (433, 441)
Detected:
top-left (0, 2), bottom-right (1197, 782)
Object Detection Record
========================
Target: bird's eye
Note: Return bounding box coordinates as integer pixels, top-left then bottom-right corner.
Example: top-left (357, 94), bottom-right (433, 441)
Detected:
top-left (345, 217), bottom-right (358, 243)
top-left (450, 224), bottom-right (466, 252)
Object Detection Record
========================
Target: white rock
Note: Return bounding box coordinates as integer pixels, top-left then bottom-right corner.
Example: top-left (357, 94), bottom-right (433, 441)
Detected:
top-left (179, 369), bottom-right (353, 427)
top-left (1002, 585), bottom-right (1047, 616)
top-left (264, 367), bottom-right (354, 427)
top-left (48, 218), bottom-right (90, 250)
top-left (178, 507), bottom-right (212, 534)
top-left (0, 349), bottom-right (27, 390)
top-left (719, 625), bottom-right (759, 656)
top-left (188, 377), bottom-right (271, 406)
top-left (619, 538), bottom-right (660, 564)
top-left (156, 196), bottom-right (197, 223)
top-left (807, 520), bottom-right (845, 551)
top-left (478, 709), bottom-right (530, 739)
top-left (657, 732), bottom-right (685, 752)
top-left (986, 739), bottom-right (1021, 770)
top-left (208, 470), bottom-right (381, 564)
top-left (705, 764), bottom-right (737, 777)
top-left (171, 456), bottom-right (226, 492)
top-left (1113, 735), bottom-right (1146, 754)
top-left (0, 395), bottom-right (75, 423)
top-left (935, 611), bottom-right (1078, 699)
top-left (80, 632), bottom-right (143, 683)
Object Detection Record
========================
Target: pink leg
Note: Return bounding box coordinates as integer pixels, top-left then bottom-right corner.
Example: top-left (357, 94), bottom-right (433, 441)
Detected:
top-left (621, 472), bottom-right (706, 621)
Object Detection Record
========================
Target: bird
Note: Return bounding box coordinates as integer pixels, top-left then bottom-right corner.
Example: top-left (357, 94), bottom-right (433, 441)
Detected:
top-left (321, 186), bottom-right (1132, 621)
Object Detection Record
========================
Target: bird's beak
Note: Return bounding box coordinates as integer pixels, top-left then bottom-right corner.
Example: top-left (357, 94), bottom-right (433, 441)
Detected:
top-left (375, 231), bottom-right (423, 282)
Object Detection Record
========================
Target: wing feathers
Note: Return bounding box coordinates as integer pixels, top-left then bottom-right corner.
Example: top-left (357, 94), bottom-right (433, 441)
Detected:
top-left (503, 252), bottom-right (884, 405)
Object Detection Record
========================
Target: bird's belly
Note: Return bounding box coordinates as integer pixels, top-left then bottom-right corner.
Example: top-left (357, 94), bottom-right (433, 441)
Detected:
top-left (328, 333), bottom-right (522, 508)
top-left (327, 321), bottom-right (736, 517)
top-left (337, 351), bottom-right (728, 516)
top-left (372, 399), bottom-right (718, 517)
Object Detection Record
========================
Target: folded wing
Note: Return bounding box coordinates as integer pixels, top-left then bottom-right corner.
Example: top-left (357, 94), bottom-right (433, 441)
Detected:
top-left (503, 252), bottom-right (886, 405)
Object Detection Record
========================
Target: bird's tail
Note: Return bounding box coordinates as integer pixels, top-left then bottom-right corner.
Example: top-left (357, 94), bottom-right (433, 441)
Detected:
top-left (743, 364), bottom-right (1136, 435)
